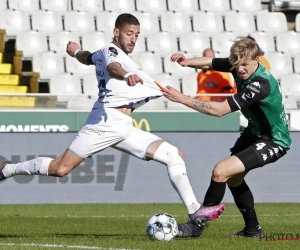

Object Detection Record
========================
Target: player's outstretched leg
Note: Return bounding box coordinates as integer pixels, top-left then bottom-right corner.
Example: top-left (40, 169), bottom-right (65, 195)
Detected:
top-left (176, 204), bottom-right (226, 238)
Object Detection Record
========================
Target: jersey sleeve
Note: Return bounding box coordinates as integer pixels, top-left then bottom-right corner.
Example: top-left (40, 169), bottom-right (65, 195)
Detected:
top-left (87, 52), bottom-right (96, 65)
top-left (211, 58), bottom-right (233, 72)
top-left (227, 76), bottom-right (271, 112)
top-left (103, 46), bottom-right (122, 68)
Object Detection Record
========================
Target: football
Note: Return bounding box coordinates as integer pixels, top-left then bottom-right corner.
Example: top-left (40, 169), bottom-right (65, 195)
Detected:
top-left (146, 212), bottom-right (178, 241)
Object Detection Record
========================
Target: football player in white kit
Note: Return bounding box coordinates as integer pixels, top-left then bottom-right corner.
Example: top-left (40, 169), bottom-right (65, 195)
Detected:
top-left (0, 13), bottom-right (225, 238)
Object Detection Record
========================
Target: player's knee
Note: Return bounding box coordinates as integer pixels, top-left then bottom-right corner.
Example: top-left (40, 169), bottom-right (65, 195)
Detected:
top-left (178, 149), bottom-right (185, 160)
top-left (49, 161), bottom-right (72, 177)
top-left (212, 162), bottom-right (228, 182)
top-left (153, 142), bottom-right (185, 166)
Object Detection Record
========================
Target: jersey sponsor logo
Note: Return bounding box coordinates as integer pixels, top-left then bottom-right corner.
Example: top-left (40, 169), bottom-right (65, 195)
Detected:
top-left (251, 81), bottom-right (261, 88)
top-left (246, 84), bottom-right (260, 93)
top-left (262, 153), bottom-right (268, 161)
top-left (273, 147), bottom-right (279, 155)
top-left (242, 92), bottom-right (253, 100)
top-left (108, 47), bottom-right (118, 57)
top-left (96, 70), bottom-right (105, 77)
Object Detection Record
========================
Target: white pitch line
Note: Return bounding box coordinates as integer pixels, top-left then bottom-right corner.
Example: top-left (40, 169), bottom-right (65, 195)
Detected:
top-left (0, 243), bottom-right (138, 250)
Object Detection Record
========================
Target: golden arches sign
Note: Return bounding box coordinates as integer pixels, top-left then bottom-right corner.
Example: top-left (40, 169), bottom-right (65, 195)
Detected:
top-left (132, 118), bottom-right (151, 132)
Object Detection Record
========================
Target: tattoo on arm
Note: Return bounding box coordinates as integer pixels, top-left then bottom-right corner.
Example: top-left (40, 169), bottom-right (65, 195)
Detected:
top-left (192, 100), bottom-right (212, 111)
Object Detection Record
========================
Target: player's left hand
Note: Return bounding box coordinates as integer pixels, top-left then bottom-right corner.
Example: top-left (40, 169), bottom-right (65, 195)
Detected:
top-left (66, 41), bottom-right (80, 57)
top-left (163, 86), bottom-right (184, 103)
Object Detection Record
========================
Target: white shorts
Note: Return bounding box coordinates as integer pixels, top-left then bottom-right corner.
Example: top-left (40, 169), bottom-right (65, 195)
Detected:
top-left (68, 107), bottom-right (162, 159)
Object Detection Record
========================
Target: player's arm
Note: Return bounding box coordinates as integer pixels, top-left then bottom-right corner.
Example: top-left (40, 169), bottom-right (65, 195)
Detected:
top-left (104, 46), bottom-right (143, 86)
top-left (227, 77), bottom-right (270, 111)
top-left (171, 54), bottom-right (233, 73)
top-left (66, 41), bottom-right (93, 65)
top-left (163, 86), bottom-right (231, 117)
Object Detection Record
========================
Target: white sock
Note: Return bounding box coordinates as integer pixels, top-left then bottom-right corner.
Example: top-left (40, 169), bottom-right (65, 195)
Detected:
top-left (167, 164), bottom-right (201, 214)
top-left (3, 157), bottom-right (53, 177)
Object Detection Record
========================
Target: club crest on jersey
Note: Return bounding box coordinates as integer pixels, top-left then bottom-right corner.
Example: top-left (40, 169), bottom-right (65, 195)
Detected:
top-left (108, 47), bottom-right (118, 57)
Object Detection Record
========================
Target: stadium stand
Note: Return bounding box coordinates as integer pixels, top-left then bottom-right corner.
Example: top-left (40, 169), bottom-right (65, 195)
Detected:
top-left (136, 0), bottom-right (167, 13)
top-left (72, 0), bottom-right (103, 13)
top-left (280, 74), bottom-right (300, 109)
top-left (167, 0), bottom-right (200, 13)
top-left (131, 52), bottom-right (163, 75)
top-left (160, 12), bottom-right (192, 35)
top-left (32, 11), bottom-right (63, 34)
top-left (82, 74), bottom-right (99, 96)
top-left (147, 32), bottom-right (178, 55)
top-left (224, 13), bottom-right (256, 33)
top-left (179, 32), bottom-right (210, 55)
top-left (192, 12), bottom-right (224, 35)
top-left (276, 31), bottom-right (300, 55)
top-left (181, 73), bottom-right (198, 96)
top-left (0, 0), bottom-right (298, 111)
top-left (150, 73), bottom-right (180, 90)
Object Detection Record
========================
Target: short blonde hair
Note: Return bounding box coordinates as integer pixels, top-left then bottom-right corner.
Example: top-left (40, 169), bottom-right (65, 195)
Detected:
top-left (229, 37), bottom-right (260, 67)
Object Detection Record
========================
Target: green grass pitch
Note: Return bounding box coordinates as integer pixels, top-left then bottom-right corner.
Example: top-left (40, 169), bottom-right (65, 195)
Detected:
top-left (0, 203), bottom-right (300, 250)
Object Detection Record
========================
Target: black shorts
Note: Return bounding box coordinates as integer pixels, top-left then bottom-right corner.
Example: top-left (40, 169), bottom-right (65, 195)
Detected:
top-left (230, 130), bottom-right (288, 172)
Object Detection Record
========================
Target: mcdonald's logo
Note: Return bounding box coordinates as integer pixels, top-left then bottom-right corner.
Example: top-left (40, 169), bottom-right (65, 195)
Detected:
top-left (133, 118), bottom-right (151, 132)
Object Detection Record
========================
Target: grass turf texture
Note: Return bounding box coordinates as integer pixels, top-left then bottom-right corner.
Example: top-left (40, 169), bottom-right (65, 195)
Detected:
top-left (0, 203), bottom-right (300, 250)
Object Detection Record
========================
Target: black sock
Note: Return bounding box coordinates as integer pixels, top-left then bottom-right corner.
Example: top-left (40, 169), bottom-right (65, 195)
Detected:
top-left (228, 181), bottom-right (259, 230)
top-left (203, 179), bottom-right (226, 206)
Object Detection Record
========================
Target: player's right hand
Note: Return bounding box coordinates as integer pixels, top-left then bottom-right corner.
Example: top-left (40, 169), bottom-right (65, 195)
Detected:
top-left (170, 53), bottom-right (188, 67)
top-left (125, 74), bottom-right (144, 87)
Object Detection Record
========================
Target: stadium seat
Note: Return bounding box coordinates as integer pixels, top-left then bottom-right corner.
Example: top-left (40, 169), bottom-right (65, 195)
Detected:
top-left (67, 97), bottom-right (96, 110)
top-left (96, 12), bottom-right (119, 32)
top-left (49, 31), bottom-right (80, 54)
top-left (225, 13), bottom-right (256, 33)
top-left (280, 74), bottom-right (300, 101)
top-left (137, 98), bottom-right (167, 111)
top-left (276, 32), bottom-right (300, 55)
top-left (83, 74), bottom-right (99, 96)
top-left (72, 0), bottom-right (103, 13)
top-left (231, 0), bottom-right (263, 13)
top-left (64, 12), bottom-right (95, 34)
top-left (150, 73), bottom-right (180, 90)
top-left (16, 31), bottom-right (48, 57)
top-left (264, 52), bottom-right (293, 79)
top-left (40, 0), bottom-right (69, 12)
top-left (163, 54), bottom-right (196, 76)
top-left (199, 0), bottom-right (230, 12)
top-left (132, 12), bottom-right (159, 35)
top-left (32, 52), bottom-right (65, 79)
top-left (0, 1), bottom-right (7, 9)
top-left (66, 56), bottom-right (95, 75)
top-left (270, 0), bottom-right (300, 11)
top-left (294, 54), bottom-right (300, 73)
top-left (8, 0), bottom-right (39, 12)
top-left (50, 73), bottom-right (82, 95)
top-left (212, 32), bottom-right (248, 55)
top-left (179, 32), bottom-right (210, 55)
top-left (147, 32), bottom-right (178, 55)
top-left (193, 12), bottom-right (224, 35)
top-left (104, 0), bottom-right (135, 12)
top-left (296, 13), bottom-right (300, 32)
top-left (167, 0), bottom-right (200, 13)
top-left (82, 32), bottom-right (112, 52)
top-left (32, 11), bottom-right (63, 34)
top-left (249, 32), bottom-right (275, 53)
top-left (284, 98), bottom-right (298, 109)
top-left (181, 72), bottom-right (198, 96)
top-left (161, 12), bottom-right (192, 35)
top-left (136, 0), bottom-right (167, 13)
top-left (131, 52), bottom-right (163, 75)
top-left (257, 12), bottom-right (288, 34)
top-left (0, 10), bottom-right (30, 36)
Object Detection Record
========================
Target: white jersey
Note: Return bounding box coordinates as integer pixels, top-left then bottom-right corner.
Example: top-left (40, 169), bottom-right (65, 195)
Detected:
top-left (89, 42), bottom-right (162, 109)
